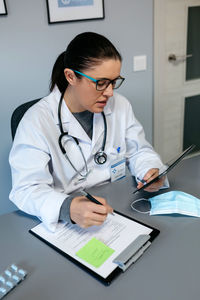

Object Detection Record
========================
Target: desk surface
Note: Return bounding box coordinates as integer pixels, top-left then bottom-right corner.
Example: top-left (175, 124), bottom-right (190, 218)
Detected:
top-left (1, 155), bottom-right (200, 300)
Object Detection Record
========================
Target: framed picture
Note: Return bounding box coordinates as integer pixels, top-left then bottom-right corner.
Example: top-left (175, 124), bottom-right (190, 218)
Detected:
top-left (46, 0), bottom-right (104, 24)
top-left (0, 0), bottom-right (7, 15)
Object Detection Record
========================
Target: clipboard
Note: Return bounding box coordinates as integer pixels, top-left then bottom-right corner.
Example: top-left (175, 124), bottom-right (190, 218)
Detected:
top-left (29, 211), bottom-right (159, 285)
top-left (133, 144), bottom-right (196, 194)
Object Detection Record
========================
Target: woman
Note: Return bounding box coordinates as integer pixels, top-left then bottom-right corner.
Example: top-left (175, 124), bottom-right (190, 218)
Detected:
top-left (9, 32), bottom-right (165, 231)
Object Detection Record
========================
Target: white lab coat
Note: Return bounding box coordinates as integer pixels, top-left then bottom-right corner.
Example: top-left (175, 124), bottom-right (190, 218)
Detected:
top-left (9, 86), bottom-right (165, 231)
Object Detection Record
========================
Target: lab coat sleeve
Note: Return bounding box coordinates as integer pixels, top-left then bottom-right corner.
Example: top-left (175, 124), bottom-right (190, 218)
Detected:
top-left (124, 101), bottom-right (167, 183)
top-left (9, 116), bottom-right (67, 232)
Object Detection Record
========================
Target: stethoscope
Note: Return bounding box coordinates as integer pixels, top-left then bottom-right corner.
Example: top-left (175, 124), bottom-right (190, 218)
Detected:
top-left (58, 92), bottom-right (107, 179)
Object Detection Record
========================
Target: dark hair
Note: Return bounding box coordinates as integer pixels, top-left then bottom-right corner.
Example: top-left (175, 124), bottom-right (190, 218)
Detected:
top-left (50, 32), bottom-right (122, 93)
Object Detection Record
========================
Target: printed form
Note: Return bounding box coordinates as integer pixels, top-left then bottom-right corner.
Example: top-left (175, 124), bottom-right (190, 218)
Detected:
top-left (31, 212), bottom-right (152, 278)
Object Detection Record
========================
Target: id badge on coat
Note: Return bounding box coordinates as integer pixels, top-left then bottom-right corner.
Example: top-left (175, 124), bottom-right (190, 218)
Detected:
top-left (110, 158), bottom-right (126, 182)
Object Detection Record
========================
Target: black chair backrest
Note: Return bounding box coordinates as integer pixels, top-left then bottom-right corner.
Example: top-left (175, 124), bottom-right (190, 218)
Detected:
top-left (11, 99), bottom-right (41, 140)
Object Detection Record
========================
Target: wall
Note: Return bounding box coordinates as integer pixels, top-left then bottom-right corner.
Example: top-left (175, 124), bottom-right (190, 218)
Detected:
top-left (0, 0), bottom-right (153, 214)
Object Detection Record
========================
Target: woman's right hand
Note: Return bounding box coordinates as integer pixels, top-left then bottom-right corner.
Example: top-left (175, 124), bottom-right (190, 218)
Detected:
top-left (70, 195), bottom-right (113, 228)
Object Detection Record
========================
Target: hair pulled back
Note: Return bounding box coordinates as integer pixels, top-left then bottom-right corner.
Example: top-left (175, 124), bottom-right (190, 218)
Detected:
top-left (50, 32), bottom-right (122, 93)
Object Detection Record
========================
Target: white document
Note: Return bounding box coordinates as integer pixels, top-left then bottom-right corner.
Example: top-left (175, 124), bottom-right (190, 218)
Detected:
top-left (30, 212), bottom-right (152, 279)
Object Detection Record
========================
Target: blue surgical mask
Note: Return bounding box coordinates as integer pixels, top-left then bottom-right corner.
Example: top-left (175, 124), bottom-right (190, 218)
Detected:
top-left (131, 191), bottom-right (200, 217)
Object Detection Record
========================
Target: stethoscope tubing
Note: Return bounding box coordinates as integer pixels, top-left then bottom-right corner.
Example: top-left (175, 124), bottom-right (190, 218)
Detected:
top-left (57, 91), bottom-right (107, 178)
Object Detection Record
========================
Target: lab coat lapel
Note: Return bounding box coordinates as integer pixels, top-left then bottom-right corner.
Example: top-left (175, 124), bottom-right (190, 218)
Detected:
top-left (92, 101), bottom-right (112, 153)
top-left (62, 103), bottom-right (91, 143)
top-left (68, 115), bottom-right (91, 143)
top-left (92, 113), bottom-right (104, 152)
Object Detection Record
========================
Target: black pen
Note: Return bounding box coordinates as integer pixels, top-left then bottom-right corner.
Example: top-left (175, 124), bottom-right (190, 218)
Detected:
top-left (81, 190), bottom-right (114, 215)
top-left (81, 190), bottom-right (102, 205)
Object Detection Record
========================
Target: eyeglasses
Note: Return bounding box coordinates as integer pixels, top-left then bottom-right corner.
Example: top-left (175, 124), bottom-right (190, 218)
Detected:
top-left (71, 69), bottom-right (125, 91)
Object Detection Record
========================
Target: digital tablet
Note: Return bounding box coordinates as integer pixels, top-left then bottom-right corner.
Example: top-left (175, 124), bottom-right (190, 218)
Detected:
top-left (133, 144), bottom-right (196, 194)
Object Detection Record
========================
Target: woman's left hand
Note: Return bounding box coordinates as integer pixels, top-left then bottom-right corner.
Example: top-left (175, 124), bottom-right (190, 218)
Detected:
top-left (137, 168), bottom-right (165, 192)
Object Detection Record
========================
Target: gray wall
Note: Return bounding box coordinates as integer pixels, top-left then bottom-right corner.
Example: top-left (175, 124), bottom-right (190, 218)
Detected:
top-left (0, 0), bottom-right (153, 214)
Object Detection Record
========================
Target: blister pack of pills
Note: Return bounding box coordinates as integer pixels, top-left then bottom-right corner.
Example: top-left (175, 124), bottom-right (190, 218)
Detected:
top-left (0, 264), bottom-right (27, 299)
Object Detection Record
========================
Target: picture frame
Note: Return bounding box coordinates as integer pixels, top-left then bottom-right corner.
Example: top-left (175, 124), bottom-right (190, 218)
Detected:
top-left (46, 0), bottom-right (104, 24)
top-left (0, 0), bottom-right (7, 15)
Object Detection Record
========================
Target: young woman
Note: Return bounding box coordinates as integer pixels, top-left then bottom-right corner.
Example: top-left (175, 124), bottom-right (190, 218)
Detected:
top-left (9, 32), bottom-right (165, 231)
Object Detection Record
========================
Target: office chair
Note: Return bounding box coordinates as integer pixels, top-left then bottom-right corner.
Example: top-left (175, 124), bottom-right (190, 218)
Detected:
top-left (11, 99), bottom-right (41, 140)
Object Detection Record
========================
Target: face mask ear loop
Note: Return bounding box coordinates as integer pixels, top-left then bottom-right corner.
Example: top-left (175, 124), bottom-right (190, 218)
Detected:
top-left (130, 198), bottom-right (151, 214)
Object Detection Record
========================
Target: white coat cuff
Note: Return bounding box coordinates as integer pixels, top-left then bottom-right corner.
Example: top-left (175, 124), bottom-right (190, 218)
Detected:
top-left (40, 192), bottom-right (67, 232)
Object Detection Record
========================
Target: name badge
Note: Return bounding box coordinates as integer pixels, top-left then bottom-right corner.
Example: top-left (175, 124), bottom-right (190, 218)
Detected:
top-left (110, 158), bottom-right (126, 182)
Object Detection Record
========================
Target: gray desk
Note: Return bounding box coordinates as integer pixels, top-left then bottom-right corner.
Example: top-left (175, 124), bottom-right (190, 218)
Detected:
top-left (1, 155), bottom-right (200, 300)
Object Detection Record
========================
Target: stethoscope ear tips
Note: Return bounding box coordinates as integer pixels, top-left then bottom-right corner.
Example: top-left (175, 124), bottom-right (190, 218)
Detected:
top-left (94, 151), bottom-right (107, 165)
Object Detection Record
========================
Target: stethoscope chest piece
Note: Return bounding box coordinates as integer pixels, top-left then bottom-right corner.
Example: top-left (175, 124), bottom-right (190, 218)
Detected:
top-left (94, 151), bottom-right (107, 165)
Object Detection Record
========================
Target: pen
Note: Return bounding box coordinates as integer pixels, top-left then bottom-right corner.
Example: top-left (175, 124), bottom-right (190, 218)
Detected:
top-left (81, 190), bottom-right (102, 205)
top-left (81, 190), bottom-right (114, 215)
